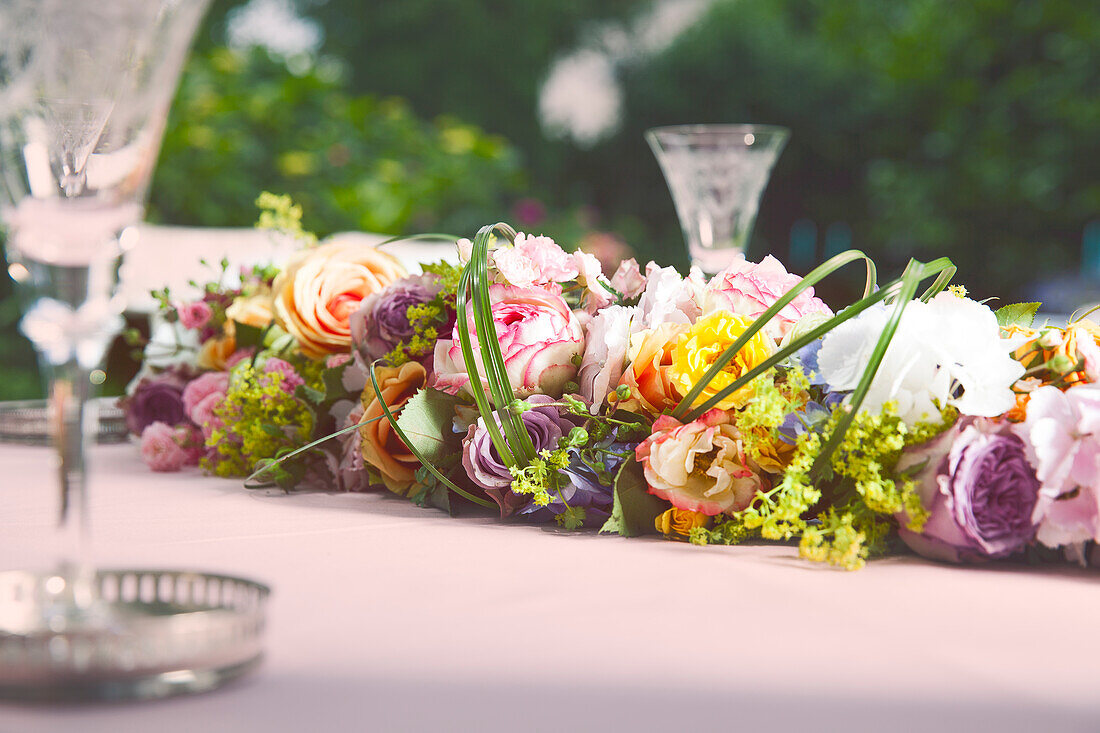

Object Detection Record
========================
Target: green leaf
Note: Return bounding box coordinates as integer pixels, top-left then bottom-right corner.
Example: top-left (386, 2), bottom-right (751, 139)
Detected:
top-left (320, 360), bottom-right (353, 405)
top-left (995, 302), bottom-right (1041, 329)
top-left (232, 321), bottom-right (267, 350)
top-left (295, 383), bottom-right (325, 406)
top-left (395, 387), bottom-right (462, 463)
top-left (599, 457), bottom-right (668, 537)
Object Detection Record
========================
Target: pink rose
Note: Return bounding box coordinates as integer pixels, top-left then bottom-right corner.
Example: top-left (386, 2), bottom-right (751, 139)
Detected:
top-left (176, 300), bottom-right (213, 331)
top-left (182, 371), bottom-right (229, 428)
top-left (140, 422), bottom-right (187, 472)
top-left (636, 410), bottom-right (768, 516)
top-left (702, 255), bottom-right (832, 339)
top-left (174, 423), bottom-right (205, 466)
top-left (432, 284), bottom-right (586, 398)
top-left (225, 348), bottom-right (255, 369)
top-left (191, 393), bottom-right (224, 440)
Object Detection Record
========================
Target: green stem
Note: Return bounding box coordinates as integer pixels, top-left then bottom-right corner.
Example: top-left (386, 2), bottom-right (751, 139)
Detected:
top-left (469, 224), bottom-right (537, 463)
top-left (808, 258), bottom-right (953, 480)
top-left (244, 414), bottom-right (385, 488)
top-left (680, 280), bottom-right (905, 421)
top-left (455, 263), bottom-right (516, 466)
top-left (672, 249), bottom-right (878, 419)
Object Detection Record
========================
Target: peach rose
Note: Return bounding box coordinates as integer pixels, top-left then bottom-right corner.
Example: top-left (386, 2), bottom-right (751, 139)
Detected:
top-left (360, 361), bottom-right (427, 494)
top-left (197, 333), bottom-right (237, 371)
top-left (636, 410), bottom-right (768, 516)
top-left (614, 323), bottom-right (688, 416)
top-left (226, 292), bottom-right (275, 330)
top-left (274, 240), bottom-right (406, 358)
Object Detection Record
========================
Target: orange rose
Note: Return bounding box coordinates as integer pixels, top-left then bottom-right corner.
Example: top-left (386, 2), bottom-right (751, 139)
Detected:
top-left (614, 323), bottom-right (687, 416)
top-left (274, 240), bottom-right (406, 358)
top-left (196, 333), bottom-right (236, 371)
top-left (360, 361), bottom-right (426, 494)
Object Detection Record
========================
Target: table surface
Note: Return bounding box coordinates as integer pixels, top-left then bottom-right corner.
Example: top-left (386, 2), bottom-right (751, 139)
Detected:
top-left (2, 442), bottom-right (1099, 732)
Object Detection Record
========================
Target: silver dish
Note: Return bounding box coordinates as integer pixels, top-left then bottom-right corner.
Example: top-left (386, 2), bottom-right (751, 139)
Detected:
top-left (0, 398), bottom-right (128, 445)
top-left (0, 568), bottom-right (269, 701)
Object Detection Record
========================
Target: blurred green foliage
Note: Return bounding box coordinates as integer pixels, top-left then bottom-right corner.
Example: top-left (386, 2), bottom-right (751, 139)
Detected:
top-left (581, 0), bottom-right (1100, 300)
top-left (2, 0), bottom-right (1098, 400)
top-left (149, 47), bottom-right (525, 237)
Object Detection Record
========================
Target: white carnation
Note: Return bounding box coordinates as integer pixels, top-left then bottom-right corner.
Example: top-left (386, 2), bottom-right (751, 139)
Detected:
top-left (818, 293), bottom-right (1024, 425)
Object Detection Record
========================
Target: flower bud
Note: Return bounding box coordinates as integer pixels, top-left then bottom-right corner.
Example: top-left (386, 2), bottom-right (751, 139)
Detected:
top-left (1038, 329), bottom-right (1064, 350)
top-left (564, 426), bottom-right (589, 447)
top-left (1047, 353), bottom-right (1076, 374)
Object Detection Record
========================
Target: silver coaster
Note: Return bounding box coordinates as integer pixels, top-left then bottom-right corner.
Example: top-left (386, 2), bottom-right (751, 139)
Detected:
top-left (0, 568), bottom-right (270, 702)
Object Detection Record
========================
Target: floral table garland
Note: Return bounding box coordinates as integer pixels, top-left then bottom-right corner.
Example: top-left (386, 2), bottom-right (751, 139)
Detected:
top-left (121, 196), bottom-right (1100, 570)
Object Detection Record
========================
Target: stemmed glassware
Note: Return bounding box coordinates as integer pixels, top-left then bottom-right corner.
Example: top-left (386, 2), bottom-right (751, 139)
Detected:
top-left (0, 0), bottom-right (208, 628)
top-left (646, 124), bottom-right (789, 276)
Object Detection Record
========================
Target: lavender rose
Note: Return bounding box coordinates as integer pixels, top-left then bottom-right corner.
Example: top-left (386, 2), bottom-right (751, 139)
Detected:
top-left (896, 417), bottom-right (1040, 562)
top-left (351, 274), bottom-right (446, 363)
top-left (119, 368), bottom-right (193, 436)
top-left (462, 395), bottom-right (575, 517)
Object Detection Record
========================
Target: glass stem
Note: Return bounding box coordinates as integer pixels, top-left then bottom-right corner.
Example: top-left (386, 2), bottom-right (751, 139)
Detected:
top-left (48, 358), bottom-right (92, 564)
top-left (43, 357), bottom-right (99, 614)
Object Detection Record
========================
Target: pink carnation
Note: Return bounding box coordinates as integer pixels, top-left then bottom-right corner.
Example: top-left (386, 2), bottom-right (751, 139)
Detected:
top-left (176, 300), bottom-right (214, 331)
top-left (326, 353), bottom-right (352, 369)
top-left (1015, 384), bottom-right (1100, 554)
top-left (493, 233), bottom-right (578, 289)
top-left (263, 357), bottom-right (305, 393)
top-left (702, 255), bottom-right (832, 339)
top-left (610, 258), bottom-right (646, 299)
top-left (140, 422), bottom-right (187, 472)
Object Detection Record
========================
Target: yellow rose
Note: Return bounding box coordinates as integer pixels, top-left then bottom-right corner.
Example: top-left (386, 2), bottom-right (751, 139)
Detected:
top-left (196, 333), bottom-right (236, 371)
top-left (360, 361), bottom-right (426, 494)
top-left (226, 291), bottom-right (275, 330)
top-left (670, 311), bottom-right (773, 411)
top-left (655, 507), bottom-right (710, 539)
top-left (273, 240), bottom-right (407, 359)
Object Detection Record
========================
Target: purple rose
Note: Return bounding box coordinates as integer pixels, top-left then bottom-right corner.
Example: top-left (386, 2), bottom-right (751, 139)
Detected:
top-left (896, 417), bottom-right (1040, 562)
top-left (119, 368), bottom-right (194, 436)
top-left (351, 274), bottom-right (446, 364)
top-left (462, 395), bottom-right (575, 517)
top-left (334, 402), bottom-right (372, 492)
top-left (516, 435), bottom-right (635, 526)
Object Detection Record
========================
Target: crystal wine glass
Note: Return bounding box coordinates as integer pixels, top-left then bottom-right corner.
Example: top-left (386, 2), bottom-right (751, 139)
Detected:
top-left (646, 124), bottom-right (789, 276)
top-left (0, 0), bottom-right (209, 624)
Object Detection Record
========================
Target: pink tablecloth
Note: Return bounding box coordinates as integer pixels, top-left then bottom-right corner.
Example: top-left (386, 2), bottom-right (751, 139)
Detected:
top-left (2, 443), bottom-right (1099, 732)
